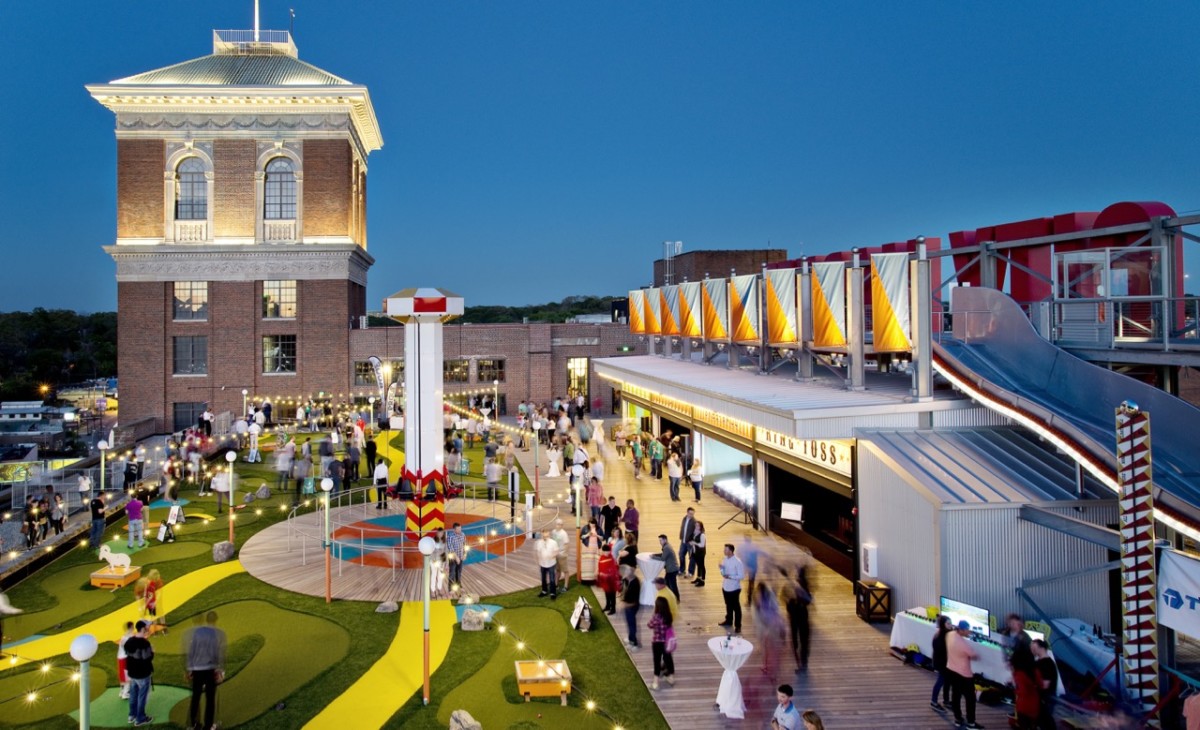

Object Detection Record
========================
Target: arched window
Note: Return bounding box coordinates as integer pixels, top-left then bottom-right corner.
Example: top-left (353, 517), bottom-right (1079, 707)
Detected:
top-left (175, 157), bottom-right (207, 220)
top-left (264, 157), bottom-right (296, 220)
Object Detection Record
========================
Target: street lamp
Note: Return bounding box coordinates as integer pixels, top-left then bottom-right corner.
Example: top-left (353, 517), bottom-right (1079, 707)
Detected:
top-left (368, 396), bottom-right (376, 425)
top-left (418, 535), bottom-right (436, 705)
top-left (241, 389), bottom-right (249, 417)
top-left (493, 379), bottom-right (499, 418)
top-left (97, 440), bottom-right (109, 494)
top-left (69, 633), bottom-right (98, 730)
top-left (322, 477), bottom-right (334, 603)
top-left (225, 450), bottom-right (237, 544)
top-left (575, 472), bottom-right (583, 581)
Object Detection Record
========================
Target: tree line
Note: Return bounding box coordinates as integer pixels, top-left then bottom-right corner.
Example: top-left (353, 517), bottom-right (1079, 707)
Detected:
top-left (367, 294), bottom-right (618, 325)
top-left (0, 309), bottom-right (117, 401)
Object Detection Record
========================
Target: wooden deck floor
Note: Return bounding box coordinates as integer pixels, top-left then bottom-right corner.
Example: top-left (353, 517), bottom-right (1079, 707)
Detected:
top-left (558, 439), bottom-right (1017, 730)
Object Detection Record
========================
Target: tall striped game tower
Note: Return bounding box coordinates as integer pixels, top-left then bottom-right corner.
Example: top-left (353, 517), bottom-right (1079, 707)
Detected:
top-left (385, 288), bottom-right (465, 534)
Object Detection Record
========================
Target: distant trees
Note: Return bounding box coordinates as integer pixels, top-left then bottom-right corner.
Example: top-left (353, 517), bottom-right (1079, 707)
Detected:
top-left (0, 309), bottom-right (116, 400)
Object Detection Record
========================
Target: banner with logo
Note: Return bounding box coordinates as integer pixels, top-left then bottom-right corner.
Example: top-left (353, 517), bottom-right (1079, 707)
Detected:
top-left (1159, 550), bottom-right (1200, 638)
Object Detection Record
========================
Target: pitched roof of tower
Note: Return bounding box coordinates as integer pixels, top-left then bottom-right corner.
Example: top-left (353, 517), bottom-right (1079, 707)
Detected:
top-left (111, 53), bottom-right (352, 87)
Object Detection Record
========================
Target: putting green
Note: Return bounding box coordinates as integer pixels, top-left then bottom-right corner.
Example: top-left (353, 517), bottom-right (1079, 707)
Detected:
top-left (436, 607), bottom-right (611, 729)
top-left (6, 540), bottom-right (209, 638)
top-left (158, 600), bottom-right (350, 727)
top-left (6, 561), bottom-right (245, 668)
top-left (70, 685), bottom-right (191, 728)
top-left (0, 666), bottom-right (108, 725)
top-left (305, 600), bottom-right (453, 730)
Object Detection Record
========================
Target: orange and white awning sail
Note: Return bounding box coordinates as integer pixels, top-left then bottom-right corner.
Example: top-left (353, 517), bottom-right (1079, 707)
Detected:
top-left (871, 253), bottom-right (912, 352)
top-left (628, 290), bottom-right (646, 334)
top-left (678, 282), bottom-right (703, 338)
top-left (730, 274), bottom-right (761, 345)
top-left (811, 262), bottom-right (847, 348)
top-left (765, 268), bottom-right (799, 346)
top-left (645, 287), bottom-right (662, 334)
top-left (702, 278), bottom-right (729, 342)
top-left (660, 286), bottom-right (681, 336)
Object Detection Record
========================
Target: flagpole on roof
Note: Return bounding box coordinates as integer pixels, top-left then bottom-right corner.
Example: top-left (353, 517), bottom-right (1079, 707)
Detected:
top-left (254, 0), bottom-right (260, 42)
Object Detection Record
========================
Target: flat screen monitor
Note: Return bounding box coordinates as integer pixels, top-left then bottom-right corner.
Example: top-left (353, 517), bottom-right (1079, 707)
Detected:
top-left (940, 596), bottom-right (990, 637)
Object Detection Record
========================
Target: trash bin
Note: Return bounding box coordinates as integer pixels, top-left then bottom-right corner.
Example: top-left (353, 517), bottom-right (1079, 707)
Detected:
top-left (855, 580), bottom-right (891, 623)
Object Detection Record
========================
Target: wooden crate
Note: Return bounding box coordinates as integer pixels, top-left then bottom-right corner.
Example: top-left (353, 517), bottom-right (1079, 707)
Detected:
top-left (91, 565), bottom-right (142, 589)
top-left (515, 659), bottom-right (572, 705)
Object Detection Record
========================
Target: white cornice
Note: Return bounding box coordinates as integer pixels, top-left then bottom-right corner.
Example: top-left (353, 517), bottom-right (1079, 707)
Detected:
top-left (86, 84), bottom-right (382, 154)
top-left (104, 244), bottom-right (375, 286)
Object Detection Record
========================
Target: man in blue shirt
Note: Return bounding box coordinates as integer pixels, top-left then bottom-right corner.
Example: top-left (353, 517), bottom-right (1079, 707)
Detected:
top-left (771, 684), bottom-right (801, 729)
top-left (445, 522), bottom-right (466, 590)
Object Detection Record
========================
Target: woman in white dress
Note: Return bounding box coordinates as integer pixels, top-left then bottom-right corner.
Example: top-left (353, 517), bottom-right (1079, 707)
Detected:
top-left (545, 443), bottom-right (562, 478)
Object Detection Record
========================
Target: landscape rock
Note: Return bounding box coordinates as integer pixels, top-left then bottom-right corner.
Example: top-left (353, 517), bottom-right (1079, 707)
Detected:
top-left (212, 541), bottom-right (235, 563)
top-left (243, 492), bottom-right (256, 504)
top-left (375, 601), bottom-right (399, 614)
top-left (255, 484), bottom-right (272, 500)
top-left (461, 609), bottom-right (487, 631)
top-left (449, 709), bottom-right (482, 730)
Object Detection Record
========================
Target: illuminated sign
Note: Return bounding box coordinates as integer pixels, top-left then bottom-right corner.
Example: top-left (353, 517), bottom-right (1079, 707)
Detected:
top-left (756, 427), bottom-right (852, 477)
top-left (693, 407), bottom-right (754, 441)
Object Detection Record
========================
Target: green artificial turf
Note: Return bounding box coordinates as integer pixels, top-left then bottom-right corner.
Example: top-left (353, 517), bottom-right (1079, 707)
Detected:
top-left (388, 586), bottom-right (669, 730)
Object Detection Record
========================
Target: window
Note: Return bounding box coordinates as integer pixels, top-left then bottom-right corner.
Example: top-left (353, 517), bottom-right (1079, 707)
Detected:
top-left (264, 158), bottom-right (296, 220)
top-left (174, 157), bottom-right (207, 220)
top-left (173, 281), bottom-right (208, 321)
top-left (173, 402), bottom-right (205, 433)
top-left (263, 280), bottom-right (297, 318)
top-left (353, 359), bottom-right (403, 387)
top-left (477, 358), bottom-right (506, 383)
top-left (173, 336), bottom-right (208, 375)
top-left (263, 335), bottom-right (297, 374)
top-left (567, 357), bottom-right (589, 400)
top-left (443, 359), bottom-right (469, 383)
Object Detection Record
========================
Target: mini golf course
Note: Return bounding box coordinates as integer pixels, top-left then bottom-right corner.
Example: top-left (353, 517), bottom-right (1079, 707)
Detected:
top-left (0, 431), bottom-right (666, 729)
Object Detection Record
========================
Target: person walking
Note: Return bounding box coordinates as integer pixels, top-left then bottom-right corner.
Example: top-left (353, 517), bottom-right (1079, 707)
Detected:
top-left (619, 564), bottom-right (641, 649)
top-left (89, 491), bottom-right (106, 548)
top-left (930, 614), bottom-right (953, 710)
top-left (373, 458), bottom-right (389, 509)
top-left (126, 494), bottom-right (146, 549)
top-left (678, 508), bottom-right (698, 579)
top-left (124, 620), bottom-right (155, 726)
top-left (364, 438), bottom-right (378, 477)
top-left (781, 565), bottom-right (812, 671)
top-left (623, 499), bottom-right (640, 537)
top-left (446, 523), bottom-right (466, 591)
top-left (666, 452), bottom-right (684, 501)
top-left (649, 437), bottom-right (665, 480)
top-left (647, 596), bottom-right (675, 690)
top-left (551, 519), bottom-right (571, 593)
top-left (753, 582), bottom-right (787, 675)
top-left (1032, 639), bottom-right (1058, 730)
top-left (600, 496), bottom-right (622, 540)
top-left (946, 619), bottom-right (983, 729)
top-left (630, 437), bottom-right (644, 480)
top-left (655, 534), bottom-right (681, 602)
top-left (719, 543), bottom-right (745, 633)
top-left (186, 610), bottom-right (227, 730)
top-left (293, 450), bottom-right (312, 507)
top-left (536, 532), bottom-right (560, 599)
top-left (691, 521), bottom-right (708, 586)
top-left (688, 458), bottom-right (704, 503)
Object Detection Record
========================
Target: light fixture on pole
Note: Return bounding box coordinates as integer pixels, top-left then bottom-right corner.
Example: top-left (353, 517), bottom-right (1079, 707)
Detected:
top-left (322, 477), bottom-right (334, 603)
top-left (532, 420), bottom-right (541, 505)
top-left (418, 535), bottom-right (436, 705)
top-left (97, 440), bottom-right (109, 495)
top-left (493, 379), bottom-right (499, 418)
top-left (241, 388), bottom-right (249, 416)
top-left (575, 474), bottom-right (583, 581)
top-left (225, 450), bottom-right (237, 544)
top-left (69, 633), bottom-right (98, 730)
top-left (368, 396), bottom-right (376, 424)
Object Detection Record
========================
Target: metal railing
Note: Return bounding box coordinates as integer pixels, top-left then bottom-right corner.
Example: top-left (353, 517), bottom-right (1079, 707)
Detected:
top-left (284, 482), bottom-right (563, 583)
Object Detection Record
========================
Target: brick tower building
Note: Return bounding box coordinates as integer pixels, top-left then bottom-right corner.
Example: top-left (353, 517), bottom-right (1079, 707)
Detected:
top-left (88, 28), bottom-right (382, 432)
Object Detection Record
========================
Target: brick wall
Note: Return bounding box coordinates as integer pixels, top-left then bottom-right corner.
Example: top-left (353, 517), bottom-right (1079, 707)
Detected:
top-left (116, 281), bottom-right (167, 430)
top-left (349, 322), bottom-right (640, 415)
top-left (303, 139), bottom-right (352, 238)
top-left (213, 139), bottom-right (256, 237)
top-left (653, 249), bottom-right (788, 286)
top-left (116, 140), bottom-right (163, 239)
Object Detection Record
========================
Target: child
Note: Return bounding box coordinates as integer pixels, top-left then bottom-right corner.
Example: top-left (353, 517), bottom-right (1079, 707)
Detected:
top-left (116, 621), bottom-right (135, 699)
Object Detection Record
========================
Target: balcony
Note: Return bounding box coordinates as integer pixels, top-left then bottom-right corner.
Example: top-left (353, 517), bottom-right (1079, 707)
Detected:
top-left (173, 220), bottom-right (208, 243)
top-left (263, 220), bottom-right (297, 243)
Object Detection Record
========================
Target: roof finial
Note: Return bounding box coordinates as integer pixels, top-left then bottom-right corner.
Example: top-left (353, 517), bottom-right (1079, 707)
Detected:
top-left (254, 0), bottom-right (260, 42)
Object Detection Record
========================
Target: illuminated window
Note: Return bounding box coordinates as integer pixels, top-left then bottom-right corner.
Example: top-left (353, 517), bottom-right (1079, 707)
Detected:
top-left (173, 281), bottom-right (208, 321)
top-left (174, 157), bottom-right (207, 220)
top-left (173, 336), bottom-right (208, 375)
top-left (263, 335), bottom-right (297, 374)
top-left (264, 158), bottom-right (296, 220)
top-left (567, 357), bottom-right (589, 399)
top-left (354, 359), bottom-right (403, 386)
top-left (477, 359), bottom-right (505, 383)
top-left (262, 280), bottom-right (297, 318)
top-left (443, 359), bottom-right (469, 383)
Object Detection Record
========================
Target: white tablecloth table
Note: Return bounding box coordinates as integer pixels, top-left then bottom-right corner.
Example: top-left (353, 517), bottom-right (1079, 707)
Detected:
top-left (1049, 618), bottom-right (1121, 696)
top-left (708, 636), bottom-right (753, 719)
top-left (637, 552), bottom-right (664, 606)
top-left (889, 609), bottom-right (1065, 695)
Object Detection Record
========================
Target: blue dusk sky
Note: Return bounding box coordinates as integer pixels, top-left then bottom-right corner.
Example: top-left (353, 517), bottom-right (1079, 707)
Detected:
top-left (2, 1), bottom-right (1199, 313)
